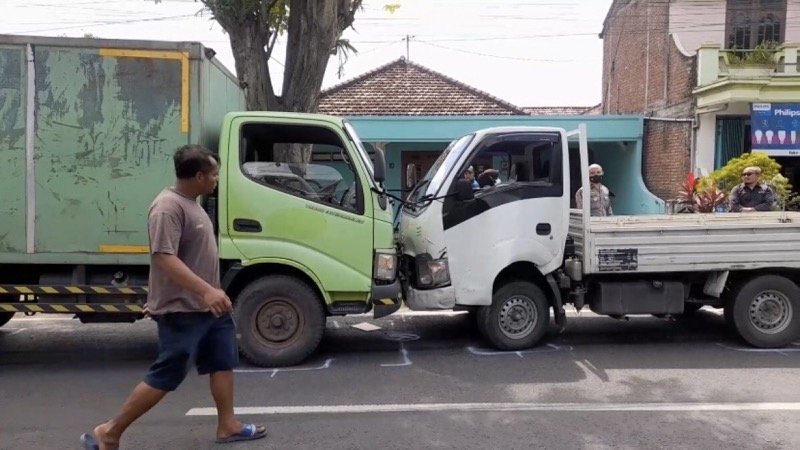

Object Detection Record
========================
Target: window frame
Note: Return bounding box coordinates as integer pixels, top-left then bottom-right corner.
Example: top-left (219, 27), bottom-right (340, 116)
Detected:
top-left (725, 0), bottom-right (787, 50)
top-left (237, 121), bottom-right (366, 216)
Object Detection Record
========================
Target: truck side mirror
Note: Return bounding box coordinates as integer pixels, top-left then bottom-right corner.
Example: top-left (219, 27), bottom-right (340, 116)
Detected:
top-left (373, 148), bottom-right (386, 184)
top-left (455, 179), bottom-right (475, 202)
top-left (406, 164), bottom-right (418, 188)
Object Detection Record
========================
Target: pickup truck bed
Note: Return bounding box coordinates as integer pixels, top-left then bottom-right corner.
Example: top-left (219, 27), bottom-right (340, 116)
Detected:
top-left (568, 210), bottom-right (800, 274)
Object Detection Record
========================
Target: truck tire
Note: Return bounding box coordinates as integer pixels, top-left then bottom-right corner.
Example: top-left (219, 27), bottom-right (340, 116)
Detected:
top-left (479, 280), bottom-right (550, 351)
top-left (729, 275), bottom-right (800, 348)
top-left (233, 275), bottom-right (326, 367)
top-left (0, 312), bottom-right (14, 328)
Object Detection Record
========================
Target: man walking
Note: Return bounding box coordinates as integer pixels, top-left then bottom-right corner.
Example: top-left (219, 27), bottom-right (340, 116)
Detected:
top-left (80, 145), bottom-right (266, 449)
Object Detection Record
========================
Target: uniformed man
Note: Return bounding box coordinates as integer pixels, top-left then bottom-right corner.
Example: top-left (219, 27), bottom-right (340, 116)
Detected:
top-left (575, 163), bottom-right (613, 216)
top-left (729, 166), bottom-right (776, 212)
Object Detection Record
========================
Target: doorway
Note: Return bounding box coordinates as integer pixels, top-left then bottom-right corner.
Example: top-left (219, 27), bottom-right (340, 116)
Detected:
top-left (402, 151), bottom-right (441, 198)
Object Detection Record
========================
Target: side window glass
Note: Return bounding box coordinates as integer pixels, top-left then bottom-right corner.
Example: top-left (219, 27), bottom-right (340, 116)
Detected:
top-left (240, 123), bottom-right (361, 213)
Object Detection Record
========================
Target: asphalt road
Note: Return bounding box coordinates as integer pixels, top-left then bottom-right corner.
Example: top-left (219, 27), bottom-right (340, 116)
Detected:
top-left (1, 308), bottom-right (799, 450)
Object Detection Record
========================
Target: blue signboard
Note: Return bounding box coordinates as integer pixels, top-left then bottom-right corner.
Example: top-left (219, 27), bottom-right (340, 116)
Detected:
top-left (751, 103), bottom-right (800, 156)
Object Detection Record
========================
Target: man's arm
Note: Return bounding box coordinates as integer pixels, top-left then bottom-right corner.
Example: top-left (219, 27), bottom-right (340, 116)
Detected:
top-left (753, 185), bottom-right (776, 211)
top-left (575, 187), bottom-right (583, 209)
top-left (729, 186), bottom-right (742, 212)
top-left (149, 210), bottom-right (231, 315)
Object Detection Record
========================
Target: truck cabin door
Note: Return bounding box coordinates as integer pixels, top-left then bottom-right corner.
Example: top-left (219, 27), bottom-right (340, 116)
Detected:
top-left (224, 117), bottom-right (375, 296)
top-left (440, 131), bottom-right (570, 300)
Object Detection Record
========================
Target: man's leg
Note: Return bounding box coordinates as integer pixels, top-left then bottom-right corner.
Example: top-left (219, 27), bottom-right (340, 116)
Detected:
top-left (90, 383), bottom-right (169, 450)
top-left (83, 313), bottom-right (203, 449)
top-left (197, 313), bottom-right (266, 442)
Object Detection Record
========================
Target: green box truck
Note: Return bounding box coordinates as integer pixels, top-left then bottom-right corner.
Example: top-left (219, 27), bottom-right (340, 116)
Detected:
top-left (0, 34), bottom-right (401, 367)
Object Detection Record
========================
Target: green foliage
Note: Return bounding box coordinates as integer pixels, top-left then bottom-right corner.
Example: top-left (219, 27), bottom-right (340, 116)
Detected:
top-left (728, 40), bottom-right (779, 66)
top-left (697, 152), bottom-right (793, 210)
top-left (699, 152), bottom-right (787, 191)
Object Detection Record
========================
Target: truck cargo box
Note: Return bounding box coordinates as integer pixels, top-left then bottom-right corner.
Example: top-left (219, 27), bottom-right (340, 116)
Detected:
top-left (0, 34), bottom-right (245, 265)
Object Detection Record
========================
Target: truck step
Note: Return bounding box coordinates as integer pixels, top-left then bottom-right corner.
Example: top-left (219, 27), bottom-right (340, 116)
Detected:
top-left (0, 303), bottom-right (144, 314)
top-left (0, 285), bottom-right (148, 295)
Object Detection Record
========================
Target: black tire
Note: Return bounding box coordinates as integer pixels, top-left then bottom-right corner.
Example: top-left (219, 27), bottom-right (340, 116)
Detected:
top-left (475, 306), bottom-right (490, 340)
top-left (729, 275), bottom-right (800, 348)
top-left (233, 275), bottom-right (326, 367)
top-left (0, 312), bottom-right (14, 328)
top-left (478, 281), bottom-right (550, 351)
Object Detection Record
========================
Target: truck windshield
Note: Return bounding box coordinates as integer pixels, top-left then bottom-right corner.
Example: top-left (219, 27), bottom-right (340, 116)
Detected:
top-left (407, 133), bottom-right (474, 205)
top-left (343, 122), bottom-right (375, 182)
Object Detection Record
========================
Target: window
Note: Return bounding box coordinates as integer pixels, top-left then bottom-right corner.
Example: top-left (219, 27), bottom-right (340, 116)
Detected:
top-left (726, 0), bottom-right (786, 49)
top-left (463, 134), bottom-right (561, 187)
top-left (240, 123), bottom-right (362, 214)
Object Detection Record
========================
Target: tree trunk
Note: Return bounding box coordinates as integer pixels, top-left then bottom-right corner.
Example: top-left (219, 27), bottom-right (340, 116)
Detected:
top-left (227, 21), bottom-right (279, 111)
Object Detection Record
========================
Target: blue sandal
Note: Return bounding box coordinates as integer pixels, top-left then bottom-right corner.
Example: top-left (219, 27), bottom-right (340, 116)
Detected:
top-left (215, 424), bottom-right (268, 444)
top-left (79, 433), bottom-right (119, 450)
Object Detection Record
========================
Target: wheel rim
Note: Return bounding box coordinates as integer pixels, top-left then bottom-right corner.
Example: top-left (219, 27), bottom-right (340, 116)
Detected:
top-left (253, 299), bottom-right (305, 349)
top-left (748, 290), bottom-right (793, 335)
top-left (498, 295), bottom-right (538, 340)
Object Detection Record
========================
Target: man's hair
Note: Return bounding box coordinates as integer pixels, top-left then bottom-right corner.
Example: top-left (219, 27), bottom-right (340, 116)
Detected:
top-left (173, 144), bottom-right (220, 179)
top-left (588, 163), bottom-right (603, 171)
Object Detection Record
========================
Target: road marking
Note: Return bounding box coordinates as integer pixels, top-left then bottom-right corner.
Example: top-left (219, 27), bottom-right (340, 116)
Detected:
top-left (466, 343), bottom-right (563, 357)
top-left (234, 358), bottom-right (334, 377)
top-left (2, 328), bottom-right (28, 336)
top-left (716, 343), bottom-right (800, 355)
top-left (186, 401), bottom-right (800, 417)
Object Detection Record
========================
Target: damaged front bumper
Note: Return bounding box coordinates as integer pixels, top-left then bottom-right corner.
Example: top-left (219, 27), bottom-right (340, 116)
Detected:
top-left (403, 283), bottom-right (456, 311)
top-left (371, 278), bottom-right (403, 319)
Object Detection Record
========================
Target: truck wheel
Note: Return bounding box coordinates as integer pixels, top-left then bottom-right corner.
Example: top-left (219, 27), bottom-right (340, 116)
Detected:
top-left (479, 281), bottom-right (550, 351)
top-left (0, 312), bottom-right (14, 328)
top-left (234, 275), bottom-right (326, 367)
top-left (729, 275), bottom-right (800, 348)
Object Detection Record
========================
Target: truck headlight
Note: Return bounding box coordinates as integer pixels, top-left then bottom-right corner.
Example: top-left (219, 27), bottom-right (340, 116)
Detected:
top-left (374, 251), bottom-right (397, 281)
top-left (415, 255), bottom-right (450, 287)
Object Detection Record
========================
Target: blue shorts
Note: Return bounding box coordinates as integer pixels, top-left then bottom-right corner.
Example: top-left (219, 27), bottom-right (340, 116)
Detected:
top-left (144, 312), bottom-right (239, 392)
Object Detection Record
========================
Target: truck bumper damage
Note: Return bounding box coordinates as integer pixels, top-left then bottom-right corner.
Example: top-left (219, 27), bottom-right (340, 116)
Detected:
top-left (403, 283), bottom-right (456, 311)
top-left (371, 278), bottom-right (403, 319)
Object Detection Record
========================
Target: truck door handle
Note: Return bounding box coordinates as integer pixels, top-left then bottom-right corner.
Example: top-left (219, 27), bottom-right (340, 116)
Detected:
top-left (536, 223), bottom-right (551, 236)
top-left (233, 218), bottom-right (262, 233)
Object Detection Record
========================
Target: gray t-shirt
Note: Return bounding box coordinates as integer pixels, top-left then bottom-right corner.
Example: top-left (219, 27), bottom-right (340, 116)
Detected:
top-left (146, 188), bottom-right (220, 315)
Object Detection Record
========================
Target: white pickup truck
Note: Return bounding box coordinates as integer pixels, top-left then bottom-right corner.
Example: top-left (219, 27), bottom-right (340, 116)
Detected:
top-left (397, 124), bottom-right (800, 350)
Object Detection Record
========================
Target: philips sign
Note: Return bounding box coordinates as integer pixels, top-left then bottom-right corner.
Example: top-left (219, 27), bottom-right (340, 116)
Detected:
top-left (750, 103), bottom-right (800, 157)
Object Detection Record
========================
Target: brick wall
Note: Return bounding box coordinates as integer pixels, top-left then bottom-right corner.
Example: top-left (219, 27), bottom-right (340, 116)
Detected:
top-left (601, 0), bottom-right (697, 200)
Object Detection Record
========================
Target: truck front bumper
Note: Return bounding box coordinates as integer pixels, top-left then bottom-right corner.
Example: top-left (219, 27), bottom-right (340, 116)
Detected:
top-left (403, 283), bottom-right (456, 311)
top-left (372, 278), bottom-right (403, 319)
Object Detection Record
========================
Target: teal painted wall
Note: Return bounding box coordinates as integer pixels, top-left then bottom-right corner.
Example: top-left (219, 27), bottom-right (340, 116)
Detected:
top-left (591, 142), bottom-right (664, 214)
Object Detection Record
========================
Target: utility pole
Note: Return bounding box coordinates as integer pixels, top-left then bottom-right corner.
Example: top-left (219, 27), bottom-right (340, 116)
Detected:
top-left (405, 34), bottom-right (415, 61)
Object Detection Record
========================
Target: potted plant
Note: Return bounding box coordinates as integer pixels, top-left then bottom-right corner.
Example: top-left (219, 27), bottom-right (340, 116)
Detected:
top-left (726, 41), bottom-right (779, 78)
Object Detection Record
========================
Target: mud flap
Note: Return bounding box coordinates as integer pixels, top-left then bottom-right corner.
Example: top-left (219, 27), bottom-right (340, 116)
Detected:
top-left (546, 274), bottom-right (567, 333)
top-left (372, 278), bottom-right (403, 319)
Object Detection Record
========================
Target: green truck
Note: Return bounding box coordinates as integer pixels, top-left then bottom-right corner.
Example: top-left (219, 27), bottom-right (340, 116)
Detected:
top-left (0, 34), bottom-right (401, 367)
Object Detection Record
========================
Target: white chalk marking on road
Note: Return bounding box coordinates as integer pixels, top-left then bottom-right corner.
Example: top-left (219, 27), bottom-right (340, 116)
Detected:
top-left (2, 328), bottom-right (28, 336)
top-left (186, 401), bottom-right (800, 416)
top-left (466, 343), bottom-right (562, 358)
top-left (716, 343), bottom-right (800, 355)
top-left (331, 321), bottom-right (341, 329)
top-left (381, 342), bottom-right (411, 367)
top-left (380, 332), bottom-right (419, 368)
top-left (234, 358), bottom-right (334, 377)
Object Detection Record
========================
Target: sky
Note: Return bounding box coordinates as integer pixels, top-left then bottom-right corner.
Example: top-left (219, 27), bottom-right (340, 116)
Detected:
top-left (3, 0), bottom-right (613, 108)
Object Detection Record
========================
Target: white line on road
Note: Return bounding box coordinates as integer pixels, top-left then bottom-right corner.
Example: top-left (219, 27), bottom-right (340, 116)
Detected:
top-left (2, 328), bottom-right (28, 336)
top-left (234, 358), bottom-right (334, 377)
top-left (186, 401), bottom-right (800, 416)
top-left (716, 343), bottom-right (800, 355)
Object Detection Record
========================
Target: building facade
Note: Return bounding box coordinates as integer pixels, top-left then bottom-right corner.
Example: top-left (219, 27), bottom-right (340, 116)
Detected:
top-left (600, 0), bottom-right (800, 199)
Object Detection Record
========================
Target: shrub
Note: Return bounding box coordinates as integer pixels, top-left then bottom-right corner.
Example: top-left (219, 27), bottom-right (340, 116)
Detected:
top-left (697, 152), bottom-right (791, 209)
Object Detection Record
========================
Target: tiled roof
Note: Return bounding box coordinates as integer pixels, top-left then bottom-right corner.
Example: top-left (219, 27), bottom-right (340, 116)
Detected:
top-left (583, 103), bottom-right (603, 115)
top-left (523, 106), bottom-right (596, 116)
top-left (318, 57), bottom-right (529, 116)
